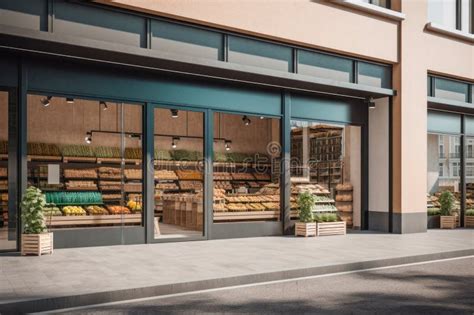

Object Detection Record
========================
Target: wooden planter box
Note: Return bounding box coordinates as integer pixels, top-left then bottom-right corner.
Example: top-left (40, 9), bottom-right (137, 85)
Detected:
top-left (316, 221), bottom-right (346, 236)
top-left (440, 216), bottom-right (456, 229)
top-left (427, 215), bottom-right (440, 229)
top-left (464, 216), bottom-right (474, 228)
top-left (295, 222), bottom-right (316, 237)
top-left (21, 232), bottom-right (53, 256)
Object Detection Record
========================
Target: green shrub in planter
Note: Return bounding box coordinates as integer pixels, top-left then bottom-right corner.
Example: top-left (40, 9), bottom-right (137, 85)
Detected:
top-left (465, 209), bottom-right (474, 216)
top-left (21, 186), bottom-right (47, 234)
top-left (297, 192), bottom-right (314, 223)
top-left (427, 208), bottom-right (441, 216)
top-left (439, 191), bottom-right (455, 216)
top-left (315, 213), bottom-right (338, 222)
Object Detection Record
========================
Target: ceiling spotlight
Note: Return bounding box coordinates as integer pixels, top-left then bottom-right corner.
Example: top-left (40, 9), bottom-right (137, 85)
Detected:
top-left (41, 96), bottom-right (52, 107)
top-left (259, 116), bottom-right (265, 120)
top-left (84, 132), bottom-right (92, 144)
top-left (242, 115), bottom-right (251, 126)
top-left (225, 140), bottom-right (232, 151)
top-left (171, 137), bottom-right (180, 149)
top-left (66, 97), bottom-right (74, 104)
top-left (170, 109), bottom-right (179, 118)
top-left (368, 97), bottom-right (375, 110)
top-left (100, 101), bottom-right (108, 110)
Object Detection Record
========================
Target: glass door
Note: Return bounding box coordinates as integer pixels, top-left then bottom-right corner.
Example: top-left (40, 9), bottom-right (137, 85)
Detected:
top-left (0, 90), bottom-right (16, 251)
top-left (153, 106), bottom-right (205, 240)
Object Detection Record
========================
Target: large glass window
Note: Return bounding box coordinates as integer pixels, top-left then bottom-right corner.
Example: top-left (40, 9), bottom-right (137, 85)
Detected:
top-left (290, 121), bottom-right (361, 229)
top-left (153, 108), bottom-right (204, 239)
top-left (212, 113), bottom-right (281, 223)
top-left (298, 51), bottom-right (353, 83)
top-left (358, 62), bottom-right (391, 89)
top-left (427, 134), bottom-right (461, 224)
top-left (0, 91), bottom-right (15, 251)
top-left (27, 95), bottom-right (143, 231)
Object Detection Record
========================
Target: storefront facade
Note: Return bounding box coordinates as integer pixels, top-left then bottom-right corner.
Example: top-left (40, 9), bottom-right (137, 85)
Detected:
top-left (0, 0), bottom-right (471, 251)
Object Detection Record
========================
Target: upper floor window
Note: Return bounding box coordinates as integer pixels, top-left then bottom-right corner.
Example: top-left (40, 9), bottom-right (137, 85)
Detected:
top-left (359, 0), bottom-right (391, 9)
top-left (428, 0), bottom-right (473, 34)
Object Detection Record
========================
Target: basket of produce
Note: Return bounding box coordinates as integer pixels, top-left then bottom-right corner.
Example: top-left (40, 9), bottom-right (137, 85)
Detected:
top-left (155, 149), bottom-right (172, 161)
top-left (127, 200), bottom-right (142, 213)
top-left (28, 142), bottom-right (61, 156)
top-left (85, 205), bottom-right (109, 215)
top-left (125, 148), bottom-right (142, 160)
top-left (107, 206), bottom-right (131, 215)
top-left (61, 144), bottom-right (95, 157)
top-left (43, 205), bottom-right (63, 216)
top-left (95, 146), bottom-right (121, 159)
top-left (62, 206), bottom-right (87, 216)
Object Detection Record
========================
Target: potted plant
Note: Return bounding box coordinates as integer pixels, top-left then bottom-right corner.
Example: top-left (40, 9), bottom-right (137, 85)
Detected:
top-left (465, 209), bottom-right (474, 228)
top-left (295, 192), bottom-right (316, 237)
top-left (314, 212), bottom-right (346, 236)
top-left (439, 191), bottom-right (456, 229)
top-left (20, 186), bottom-right (53, 255)
top-left (427, 208), bottom-right (441, 229)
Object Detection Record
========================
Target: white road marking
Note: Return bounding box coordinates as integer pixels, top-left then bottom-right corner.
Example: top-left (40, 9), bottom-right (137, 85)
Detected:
top-left (37, 255), bottom-right (473, 314)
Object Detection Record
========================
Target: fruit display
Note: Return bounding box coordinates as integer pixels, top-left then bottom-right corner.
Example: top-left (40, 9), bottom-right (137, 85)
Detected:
top-left (170, 150), bottom-right (203, 161)
top-left (179, 181), bottom-right (203, 191)
top-left (43, 205), bottom-right (62, 216)
top-left (64, 169), bottom-right (97, 178)
top-left (155, 149), bottom-right (172, 161)
top-left (291, 183), bottom-right (330, 195)
top-left (176, 170), bottom-right (202, 180)
top-left (0, 168), bottom-right (7, 177)
top-left (86, 205), bottom-right (109, 215)
top-left (102, 194), bottom-right (122, 200)
top-left (107, 205), bottom-right (131, 214)
top-left (125, 148), bottom-right (142, 160)
top-left (127, 200), bottom-right (142, 212)
top-left (214, 172), bottom-right (232, 180)
top-left (95, 146), bottom-right (121, 158)
top-left (124, 169), bottom-right (142, 180)
top-left (62, 206), bottom-right (87, 216)
top-left (28, 142), bottom-right (61, 156)
top-left (155, 170), bottom-right (178, 180)
top-left (314, 204), bottom-right (338, 212)
top-left (315, 195), bottom-right (335, 203)
top-left (98, 167), bottom-right (121, 179)
top-left (45, 191), bottom-right (103, 204)
top-left (231, 172), bottom-right (255, 181)
top-left (66, 181), bottom-right (98, 190)
top-left (60, 144), bottom-right (95, 157)
top-left (156, 183), bottom-right (179, 190)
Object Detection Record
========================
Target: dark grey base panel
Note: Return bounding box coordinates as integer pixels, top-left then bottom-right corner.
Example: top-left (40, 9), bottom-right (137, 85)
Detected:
top-left (1, 248), bottom-right (471, 314)
top-left (53, 227), bottom-right (145, 248)
top-left (392, 212), bottom-right (428, 234)
top-left (210, 221), bottom-right (282, 239)
top-left (369, 211), bottom-right (389, 232)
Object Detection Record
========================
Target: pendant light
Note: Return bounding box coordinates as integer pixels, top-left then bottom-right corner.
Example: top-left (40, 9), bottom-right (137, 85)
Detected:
top-left (66, 97), bottom-right (74, 104)
top-left (170, 109), bottom-right (179, 118)
top-left (171, 137), bottom-right (180, 149)
top-left (41, 96), bottom-right (52, 107)
top-left (368, 97), bottom-right (375, 110)
top-left (100, 101), bottom-right (108, 111)
top-left (225, 140), bottom-right (232, 151)
top-left (84, 132), bottom-right (92, 144)
top-left (242, 115), bottom-right (251, 126)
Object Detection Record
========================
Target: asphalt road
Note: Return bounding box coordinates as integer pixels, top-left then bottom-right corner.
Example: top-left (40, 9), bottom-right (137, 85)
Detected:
top-left (61, 257), bottom-right (474, 315)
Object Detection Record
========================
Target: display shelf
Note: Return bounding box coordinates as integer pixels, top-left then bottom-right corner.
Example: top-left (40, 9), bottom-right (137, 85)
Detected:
top-left (213, 210), bottom-right (279, 221)
top-left (49, 202), bottom-right (104, 206)
top-left (48, 213), bottom-right (141, 227)
top-left (27, 155), bottom-right (62, 162)
top-left (63, 156), bottom-right (97, 163)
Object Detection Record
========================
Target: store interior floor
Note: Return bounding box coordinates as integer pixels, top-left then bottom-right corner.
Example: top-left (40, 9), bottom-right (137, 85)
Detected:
top-left (155, 222), bottom-right (202, 239)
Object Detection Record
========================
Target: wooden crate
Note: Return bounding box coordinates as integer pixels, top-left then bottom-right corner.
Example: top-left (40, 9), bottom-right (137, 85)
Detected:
top-left (21, 233), bottom-right (53, 256)
top-left (440, 216), bottom-right (456, 229)
top-left (464, 216), bottom-right (474, 228)
top-left (295, 222), bottom-right (316, 237)
top-left (214, 211), bottom-right (280, 222)
top-left (316, 221), bottom-right (346, 236)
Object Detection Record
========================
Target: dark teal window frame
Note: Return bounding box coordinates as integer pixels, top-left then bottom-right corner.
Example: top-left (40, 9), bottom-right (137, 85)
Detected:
top-left (428, 75), bottom-right (473, 104)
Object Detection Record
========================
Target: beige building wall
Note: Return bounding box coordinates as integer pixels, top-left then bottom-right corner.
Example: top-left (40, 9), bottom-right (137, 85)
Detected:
top-left (98, 0), bottom-right (399, 63)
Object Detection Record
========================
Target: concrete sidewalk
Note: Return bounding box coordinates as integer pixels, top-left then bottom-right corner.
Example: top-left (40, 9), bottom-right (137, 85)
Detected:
top-left (0, 229), bottom-right (473, 313)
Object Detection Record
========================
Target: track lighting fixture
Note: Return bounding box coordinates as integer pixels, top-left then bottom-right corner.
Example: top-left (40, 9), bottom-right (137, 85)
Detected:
top-left (171, 137), bottom-right (180, 149)
top-left (84, 132), bottom-right (92, 144)
top-left (41, 96), bottom-right (52, 107)
top-left (170, 109), bottom-right (179, 118)
top-left (100, 101), bottom-right (108, 110)
top-left (225, 140), bottom-right (232, 151)
top-left (66, 97), bottom-right (74, 104)
top-left (367, 97), bottom-right (375, 110)
top-left (242, 115), bottom-right (251, 126)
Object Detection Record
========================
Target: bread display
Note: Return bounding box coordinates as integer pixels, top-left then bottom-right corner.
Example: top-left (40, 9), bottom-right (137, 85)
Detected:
top-left (64, 169), bottom-right (97, 179)
top-left (176, 170), bottom-right (202, 180)
top-left (155, 170), bottom-right (178, 180)
top-left (66, 180), bottom-right (97, 190)
top-left (98, 167), bottom-right (121, 179)
top-left (124, 169), bottom-right (142, 180)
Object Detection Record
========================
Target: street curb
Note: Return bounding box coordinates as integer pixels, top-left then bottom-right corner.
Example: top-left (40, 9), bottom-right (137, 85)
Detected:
top-left (1, 249), bottom-right (473, 314)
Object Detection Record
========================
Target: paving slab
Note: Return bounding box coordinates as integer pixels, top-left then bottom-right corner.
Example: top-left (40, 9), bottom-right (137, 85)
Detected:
top-left (0, 229), bottom-right (473, 313)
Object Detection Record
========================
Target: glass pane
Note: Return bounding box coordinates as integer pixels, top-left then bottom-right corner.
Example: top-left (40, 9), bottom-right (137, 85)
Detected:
top-left (427, 110), bottom-right (461, 134)
top-left (466, 137), bottom-right (474, 225)
top-left (0, 91), bottom-right (15, 251)
top-left (290, 121), bottom-right (361, 229)
top-left (228, 36), bottom-right (292, 72)
top-left (461, 0), bottom-right (470, 33)
top-left (154, 108), bottom-right (204, 239)
top-left (435, 78), bottom-right (469, 102)
top-left (371, 0), bottom-right (389, 8)
top-left (213, 113), bottom-right (281, 223)
top-left (27, 95), bottom-right (144, 232)
top-left (358, 62), bottom-right (391, 88)
top-left (427, 134), bottom-right (461, 227)
top-left (428, 0), bottom-right (457, 29)
top-left (298, 51), bottom-right (353, 83)
top-left (151, 20), bottom-right (223, 61)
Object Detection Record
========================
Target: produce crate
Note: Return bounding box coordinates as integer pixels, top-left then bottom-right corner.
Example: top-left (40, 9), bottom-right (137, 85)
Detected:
top-left (316, 221), bottom-right (346, 236)
top-left (295, 222), bottom-right (316, 237)
top-left (440, 216), bottom-right (456, 229)
top-left (21, 233), bottom-right (53, 256)
top-left (464, 216), bottom-right (474, 228)
top-left (214, 211), bottom-right (280, 222)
